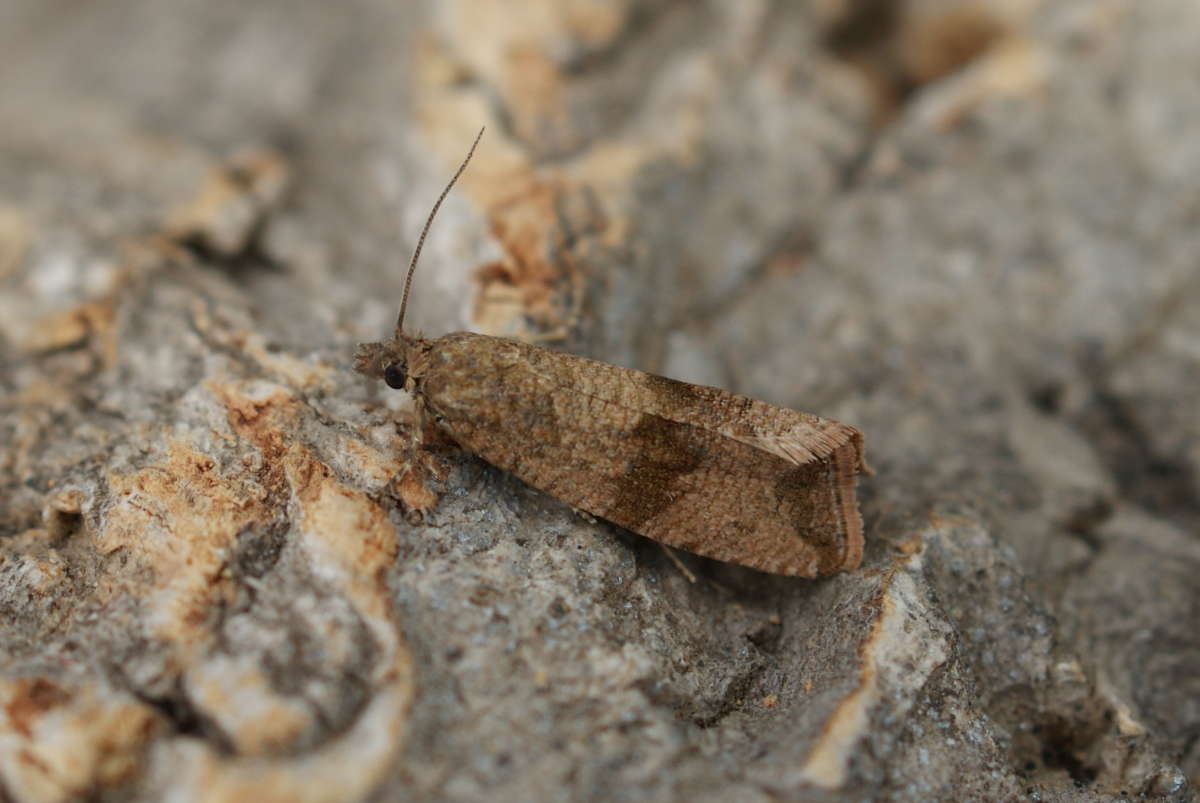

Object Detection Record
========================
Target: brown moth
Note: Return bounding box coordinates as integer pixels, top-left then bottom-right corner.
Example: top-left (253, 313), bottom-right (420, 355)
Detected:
top-left (356, 129), bottom-right (867, 577)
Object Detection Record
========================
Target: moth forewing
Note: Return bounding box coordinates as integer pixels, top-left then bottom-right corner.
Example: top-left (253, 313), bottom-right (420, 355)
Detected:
top-left (414, 333), bottom-right (864, 577)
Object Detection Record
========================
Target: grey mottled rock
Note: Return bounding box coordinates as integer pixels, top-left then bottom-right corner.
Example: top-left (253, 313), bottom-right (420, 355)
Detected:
top-left (1, 1), bottom-right (1196, 801)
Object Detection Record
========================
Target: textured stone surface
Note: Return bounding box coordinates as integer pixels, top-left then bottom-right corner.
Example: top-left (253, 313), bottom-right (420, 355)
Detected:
top-left (1, 1), bottom-right (1197, 801)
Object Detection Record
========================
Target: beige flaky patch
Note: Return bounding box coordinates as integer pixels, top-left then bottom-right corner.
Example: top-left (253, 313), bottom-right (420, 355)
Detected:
top-left (0, 678), bottom-right (162, 803)
top-left (100, 440), bottom-right (269, 646)
top-left (791, 559), bottom-right (946, 790)
top-left (21, 297), bottom-right (118, 364)
top-left (188, 382), bottom-right (415, 791)
top-left (186, 655), bottom-right (315, 755)
top-left (148, 679), bottom-right (413, 803)
top-left (35, 380), bottom-right (420, 797)
top-left (165, 147), bottom-right (290, 258)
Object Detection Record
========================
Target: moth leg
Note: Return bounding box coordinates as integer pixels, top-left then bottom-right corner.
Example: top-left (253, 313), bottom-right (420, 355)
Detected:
top-left (391, 397), bottom-right (445, 520)
top-left (658, 544), bottom-right (698, 584)
top-left (570, 506), bottom-right (598, 524)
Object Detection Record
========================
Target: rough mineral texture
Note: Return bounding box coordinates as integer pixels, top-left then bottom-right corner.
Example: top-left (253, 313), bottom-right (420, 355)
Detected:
top-left (0, 1), bottom-right (1197, 802)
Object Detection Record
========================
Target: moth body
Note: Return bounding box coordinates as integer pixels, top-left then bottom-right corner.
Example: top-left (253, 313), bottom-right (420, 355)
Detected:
top-left (356, 332), bottom-right (865, 577)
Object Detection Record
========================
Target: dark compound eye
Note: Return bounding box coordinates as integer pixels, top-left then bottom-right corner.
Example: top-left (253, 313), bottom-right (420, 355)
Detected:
top-left (383, 363), bottom-right (407, 389)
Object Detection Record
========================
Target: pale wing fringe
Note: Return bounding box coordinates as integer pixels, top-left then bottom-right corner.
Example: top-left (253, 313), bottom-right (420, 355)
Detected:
top-left (725, 427), bottom-right (852, 466)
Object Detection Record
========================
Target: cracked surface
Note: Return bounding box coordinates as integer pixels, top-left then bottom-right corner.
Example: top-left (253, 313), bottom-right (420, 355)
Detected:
top-left (1, 0), bottom-right (1198, 801)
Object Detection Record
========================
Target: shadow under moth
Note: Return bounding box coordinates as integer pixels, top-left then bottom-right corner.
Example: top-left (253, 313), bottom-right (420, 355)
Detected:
top-left (356, 130), bottom-right (868, 577)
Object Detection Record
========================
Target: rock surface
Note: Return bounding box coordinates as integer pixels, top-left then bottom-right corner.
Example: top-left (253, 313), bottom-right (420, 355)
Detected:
top-left (1, 1), bottom-right (1197, 801)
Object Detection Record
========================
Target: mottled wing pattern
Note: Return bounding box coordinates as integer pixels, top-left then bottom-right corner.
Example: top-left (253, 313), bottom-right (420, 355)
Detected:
top-left (420, 333), bottom-right (865, 577)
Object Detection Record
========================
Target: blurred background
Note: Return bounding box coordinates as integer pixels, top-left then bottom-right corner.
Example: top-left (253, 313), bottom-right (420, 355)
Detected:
top-left (1, 1), bottom-right (1198, 801)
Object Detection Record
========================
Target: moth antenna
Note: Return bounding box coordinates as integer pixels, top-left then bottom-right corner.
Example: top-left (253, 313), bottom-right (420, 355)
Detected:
top-left (395, 126), bottom-right (485, 337)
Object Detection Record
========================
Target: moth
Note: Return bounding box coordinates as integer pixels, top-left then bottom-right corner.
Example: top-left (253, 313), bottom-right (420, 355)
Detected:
top-left (356, 130), bottom-right (867, 577)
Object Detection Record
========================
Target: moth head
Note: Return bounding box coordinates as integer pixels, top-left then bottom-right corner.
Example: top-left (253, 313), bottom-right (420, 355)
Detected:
top-left (354, 340), bottom-right (410, 389)
top-left (355, 127), bottom-right (483, 394)
top-left (355, 336), bottom-right (429, 392)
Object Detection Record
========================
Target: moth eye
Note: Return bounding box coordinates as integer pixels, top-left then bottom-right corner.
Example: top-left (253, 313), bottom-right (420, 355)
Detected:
top-left (383, 363), bottom-right (407, 389)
